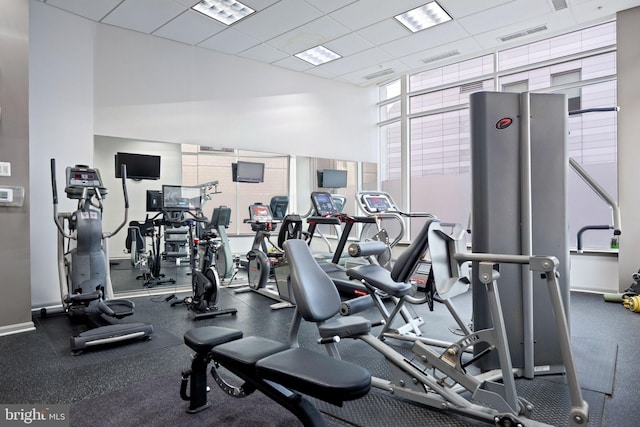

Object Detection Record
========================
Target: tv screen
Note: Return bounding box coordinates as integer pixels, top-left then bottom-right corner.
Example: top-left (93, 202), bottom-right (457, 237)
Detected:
top-left (115, 152), bottom-right (161, 180)
top-left (162, 185), bottom-right (202, 211)
top-left (232, 161), bottom-right (264, 183)
top-left (317, 169), bottom-right (347, 188)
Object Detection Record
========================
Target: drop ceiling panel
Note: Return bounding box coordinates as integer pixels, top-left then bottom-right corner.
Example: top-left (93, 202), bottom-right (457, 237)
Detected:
top-left (102, 0), bottom-right (187, 34)
top-left (44, 0), bottom-right (123, 21)
top-left (153, 10), bottom-right (226, 45)
top-left (303, 0), bottom-right (358, 14)
top-left (317, 47), bottom-right (393, 76)
top-left (337, 59), bottom-right (409, 85)
top-left (355, 19), bottom-right (410, 46)
top-left (379, 21), bottom-right (470, 57)
top-left (266, 16), bottom-right (351, 54)
top-left (233, 0), bottom-right (324, 41)
top-left (198, 28), bottom-right (260, 55)
top-left (324, 33), bottom-right (374, 56)
top-left (457, 0), bottom-right (551, 35)
top-left (329, 0), bottom-right (431, 31)
top-left (272, 55), bottom-right (315, 72)
top-left (571, 0), bottom-right (640, 23)
top-left (398, 37), bottom-right (483, 70)
top-left (438, 0), bottom-right (516, 19)
top-left (238, 43), bottom-right (289, 63)
top-left (471, 11), bottom-right (576, 50)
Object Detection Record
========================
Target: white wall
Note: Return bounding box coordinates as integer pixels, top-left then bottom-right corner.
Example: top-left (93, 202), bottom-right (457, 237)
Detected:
top-left (93, 24), bottom-right (378, 163)
top-left (29, 1), bottom-right (96, 309)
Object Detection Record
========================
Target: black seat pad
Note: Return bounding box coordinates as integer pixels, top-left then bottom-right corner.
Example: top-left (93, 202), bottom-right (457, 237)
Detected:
top-left (256, 347), bottom-right (371, 403)
top-left (347, 264), bottom-right (413, 297)
top-left (211, 336), bottom-right (290, 371)
top-left (318, 316), bottom-right (371, 339)
top-left (183, 326), bottom-right (243, 354)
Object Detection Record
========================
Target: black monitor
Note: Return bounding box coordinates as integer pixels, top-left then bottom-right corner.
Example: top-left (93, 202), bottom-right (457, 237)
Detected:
top-left (115, 152), bottom-right (161, 180)
top-left (161, 185), bottom-right (202, 211)
top-left (232, 161), bottom-right (265, 183)
top-left (146, 190), bottom-right (163, 212)
top-left (317, 169), bottom-right (347, 188)
top-left (210, 206), bottom-right (231, 228)
top-left (269, 196), bottom-right (289, 221)
top-left (311, 191), bottom-right (338, 216)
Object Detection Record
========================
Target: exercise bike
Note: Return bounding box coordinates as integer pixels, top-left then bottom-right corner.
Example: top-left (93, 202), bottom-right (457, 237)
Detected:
top-left (170, 208), bottom-right (237, 320)
top-left (49, 160), bottom-right (154, 354)
top-left (236, 200), bottom-right (302, 309)
top-left (208, 206), bottom-right (237, 282)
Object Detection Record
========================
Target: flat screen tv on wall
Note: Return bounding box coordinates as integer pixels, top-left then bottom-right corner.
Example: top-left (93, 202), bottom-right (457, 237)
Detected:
top-left (114, 152), bottom-right (161, 180)
top-left (232, 161), bottom-right (265, 183)
top-left (317, 169), bottom-right (347, 188)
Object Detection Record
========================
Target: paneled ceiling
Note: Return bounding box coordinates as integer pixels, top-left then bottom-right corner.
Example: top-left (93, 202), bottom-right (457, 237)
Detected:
top-left (40, 0), bottom-right (640, 86)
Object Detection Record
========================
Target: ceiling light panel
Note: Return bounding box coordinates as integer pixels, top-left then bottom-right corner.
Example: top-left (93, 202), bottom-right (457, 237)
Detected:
top-left (295, 45), bottom-right (342, 66)
top-left (192, 0), bottom-right (255, 26)
top-left (395, 1), bottom-right (452, 33)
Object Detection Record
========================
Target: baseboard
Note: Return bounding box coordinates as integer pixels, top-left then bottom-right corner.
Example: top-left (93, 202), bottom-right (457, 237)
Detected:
top-left (0, 321), bottom-right (35, 337)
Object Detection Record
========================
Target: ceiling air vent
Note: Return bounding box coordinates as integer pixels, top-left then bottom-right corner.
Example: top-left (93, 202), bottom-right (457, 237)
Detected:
top-left (421, 49), bottom-right (460, 64)
top-left (499, 25), bottom-right (548, 42)
top-left (364, 68), bottom-right (395, 80)
top-left (550, 0), bottom-right (568, 11)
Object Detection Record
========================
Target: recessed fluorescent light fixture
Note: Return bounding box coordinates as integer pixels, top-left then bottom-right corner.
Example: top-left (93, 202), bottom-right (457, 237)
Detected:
top-left (294, 45), bottom-right (341, 66)
top-left (394, 1), bottom-right (452, 33)
top-left (192, 0), bottom-right (255, 26)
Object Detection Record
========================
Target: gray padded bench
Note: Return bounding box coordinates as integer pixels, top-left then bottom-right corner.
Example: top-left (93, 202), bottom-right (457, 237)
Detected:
top-left (180, 325), bottom-right (371, 427)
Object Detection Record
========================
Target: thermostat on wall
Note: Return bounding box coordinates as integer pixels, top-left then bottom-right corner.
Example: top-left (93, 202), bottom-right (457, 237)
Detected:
top-left (0, 186), bottom-right (24, 207)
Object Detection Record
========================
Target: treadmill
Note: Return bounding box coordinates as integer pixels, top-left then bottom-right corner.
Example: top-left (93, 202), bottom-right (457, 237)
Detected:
top-left (307, 192), bottom-right (377, 296)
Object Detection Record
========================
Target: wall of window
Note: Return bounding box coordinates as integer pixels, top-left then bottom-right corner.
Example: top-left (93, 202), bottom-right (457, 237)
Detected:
top-left (379, 21), bottom-right (618, 250)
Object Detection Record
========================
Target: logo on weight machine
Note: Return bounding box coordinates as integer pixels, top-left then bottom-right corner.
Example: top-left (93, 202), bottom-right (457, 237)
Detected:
top-left (495, 117), bottom-right (513, 130)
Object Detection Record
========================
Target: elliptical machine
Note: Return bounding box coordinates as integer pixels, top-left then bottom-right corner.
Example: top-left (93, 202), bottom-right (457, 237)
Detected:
top-left (50, 160), bottom-right (154, 354)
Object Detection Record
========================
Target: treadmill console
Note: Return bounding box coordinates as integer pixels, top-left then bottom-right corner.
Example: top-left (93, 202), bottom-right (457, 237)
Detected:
top-left (249, 203), bottom-right (273, 223)
top-left (360, 192), bottom-right (397, 214)
top-left (311, 192), bottom-right (338, 216)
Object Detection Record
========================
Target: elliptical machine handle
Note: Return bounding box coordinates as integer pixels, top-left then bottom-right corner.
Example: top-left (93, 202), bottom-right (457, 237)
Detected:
top-left (120, 164), bottom-right (129, 209)
top-left (109, 164), bottom-right (129, 237)
top-left (51, 158), bottom-right (58, 205)
top-left (50, 158), bottom-right (71, 238)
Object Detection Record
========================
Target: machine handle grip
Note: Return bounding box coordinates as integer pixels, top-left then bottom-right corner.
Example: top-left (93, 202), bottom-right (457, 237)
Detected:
top-left (120, 164), bottom-right (129, 209)
top-left (50, 158), bottom-right (58, 205)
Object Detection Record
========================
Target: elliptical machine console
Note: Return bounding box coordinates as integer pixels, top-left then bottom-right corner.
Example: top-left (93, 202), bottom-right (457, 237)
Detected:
top-left (50, 160), bottom-right (153, 354)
